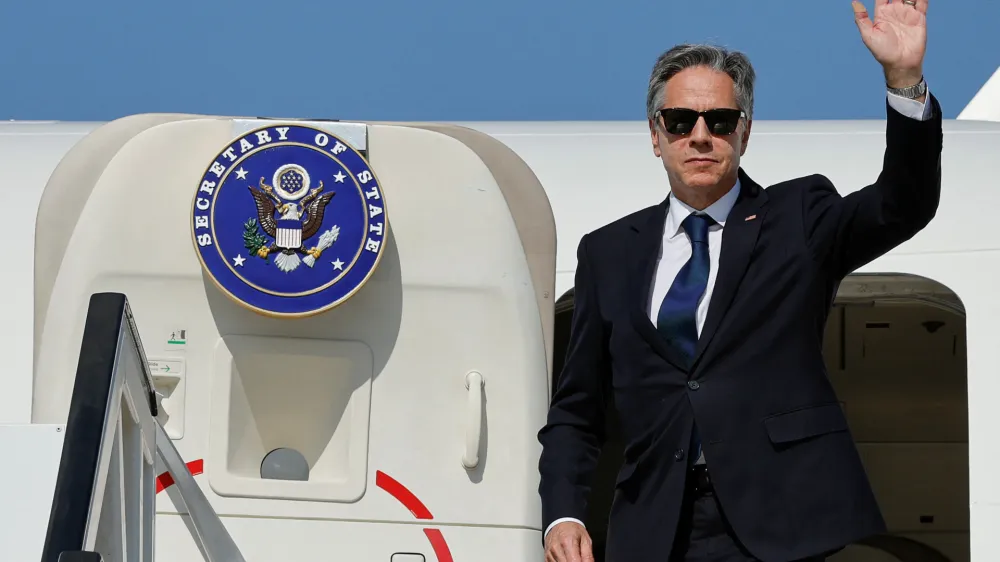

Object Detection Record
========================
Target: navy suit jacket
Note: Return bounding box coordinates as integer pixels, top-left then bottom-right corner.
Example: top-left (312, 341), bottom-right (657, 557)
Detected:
top-left (537, 94), bottom-right (943, 562)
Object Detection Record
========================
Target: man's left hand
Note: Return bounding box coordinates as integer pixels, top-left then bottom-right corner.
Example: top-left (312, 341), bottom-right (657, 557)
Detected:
top-left (852, 0), bottom-right (927, 87)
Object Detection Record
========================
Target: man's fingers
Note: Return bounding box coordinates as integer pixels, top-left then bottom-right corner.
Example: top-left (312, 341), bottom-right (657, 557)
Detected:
top-left (545, 541), bottom-right (564, 562)
top-left (544, 523), bottom-right (591, 562)
top-left (874, 0), bottom-right (888, 7)
top-left (852, 1), bottom-right (874, 37)
top-left (561, 535), bottom-right (583, 562)
top-left (580, 536), bottom-right (596, 562)
top-left (852, 1), bottom-right (872, 23)
top-left (548, 531), bottom-right (584, 562)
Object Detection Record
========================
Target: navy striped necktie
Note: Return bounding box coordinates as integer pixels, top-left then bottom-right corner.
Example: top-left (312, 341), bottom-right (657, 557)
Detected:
top-left (656, 212), bottom-right (714, 459)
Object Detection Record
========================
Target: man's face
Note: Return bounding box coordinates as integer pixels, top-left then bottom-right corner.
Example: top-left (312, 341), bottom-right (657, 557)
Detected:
top-left (649, 66), bottom-right (751, 201)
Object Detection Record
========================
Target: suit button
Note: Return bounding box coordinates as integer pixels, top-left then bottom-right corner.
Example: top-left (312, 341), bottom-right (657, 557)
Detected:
top-left (687, 381), bottom-right (700, 390)
top-left (674, 449), bottom-right (685, 461)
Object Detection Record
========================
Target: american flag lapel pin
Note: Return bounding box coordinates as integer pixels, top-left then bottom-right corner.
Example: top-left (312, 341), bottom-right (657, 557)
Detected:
top-left (745, 214), bottom-right (757, 221)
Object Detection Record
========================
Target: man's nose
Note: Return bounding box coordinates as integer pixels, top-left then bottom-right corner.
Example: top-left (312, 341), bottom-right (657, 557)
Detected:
top-left (689, 116), bottom-right (713, 144)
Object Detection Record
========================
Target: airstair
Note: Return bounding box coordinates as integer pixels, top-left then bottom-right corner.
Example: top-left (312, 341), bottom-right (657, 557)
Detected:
top-left (30, 292), bottom-right (245, 562)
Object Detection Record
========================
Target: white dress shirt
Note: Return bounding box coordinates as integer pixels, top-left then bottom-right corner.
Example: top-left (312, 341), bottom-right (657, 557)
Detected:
top-left (544, 90), bottom-right (933, 539)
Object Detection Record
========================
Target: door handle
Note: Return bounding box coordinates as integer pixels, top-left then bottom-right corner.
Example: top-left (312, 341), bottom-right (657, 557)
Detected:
top-left (462, 371), bottom-right (484, 469)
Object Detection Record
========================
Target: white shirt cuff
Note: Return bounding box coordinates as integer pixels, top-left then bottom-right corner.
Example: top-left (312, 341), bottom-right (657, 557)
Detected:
top-left (887, 86), bottom-right (932, 121)
top-left (544, 517), bottom-right (585, 539)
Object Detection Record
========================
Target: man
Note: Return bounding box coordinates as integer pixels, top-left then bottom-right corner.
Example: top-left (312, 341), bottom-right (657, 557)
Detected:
top-left (538, 1), bottom-right (939, 561)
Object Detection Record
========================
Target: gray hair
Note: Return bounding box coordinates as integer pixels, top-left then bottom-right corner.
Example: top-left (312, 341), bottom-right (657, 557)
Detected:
top-left (646, 44), bottom-right (756, 123)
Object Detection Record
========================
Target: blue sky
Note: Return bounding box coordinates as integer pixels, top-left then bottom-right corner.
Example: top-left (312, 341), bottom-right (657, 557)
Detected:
top-left (0, 0), bottom-right (994, 121)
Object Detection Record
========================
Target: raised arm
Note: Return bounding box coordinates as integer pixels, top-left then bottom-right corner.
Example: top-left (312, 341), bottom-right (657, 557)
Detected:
top-left (804, 0), bottom-right (941, 278)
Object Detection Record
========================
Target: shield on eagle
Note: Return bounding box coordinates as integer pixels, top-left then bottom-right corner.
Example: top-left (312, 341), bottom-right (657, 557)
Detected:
top-left (275, 219), bottom-right (302, 249)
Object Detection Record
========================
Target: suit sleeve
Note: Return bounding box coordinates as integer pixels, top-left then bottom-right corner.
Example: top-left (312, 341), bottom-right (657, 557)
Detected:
top-left (537, 234), bottom-right (611, 534)
top-left (802, 93), bottom-right (943, 280)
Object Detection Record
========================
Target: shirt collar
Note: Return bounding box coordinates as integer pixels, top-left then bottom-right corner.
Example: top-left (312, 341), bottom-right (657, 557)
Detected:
top-left (664, 178), bottom-right (741, 239)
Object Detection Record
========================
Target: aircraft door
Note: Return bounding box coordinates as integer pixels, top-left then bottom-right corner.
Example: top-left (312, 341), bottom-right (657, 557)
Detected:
top-left (31, 116), bottom-right (557, 561)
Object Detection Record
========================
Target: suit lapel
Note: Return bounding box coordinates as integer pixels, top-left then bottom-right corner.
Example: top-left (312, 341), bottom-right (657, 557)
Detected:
top-left (626, 197), bottom-right (691, 372)
top-left (692, 169), bottom-right (769, 367)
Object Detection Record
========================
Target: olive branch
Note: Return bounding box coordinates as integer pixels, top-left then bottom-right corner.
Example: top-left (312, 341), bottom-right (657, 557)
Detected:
top-left (242, 218), bottom-right (268, 258)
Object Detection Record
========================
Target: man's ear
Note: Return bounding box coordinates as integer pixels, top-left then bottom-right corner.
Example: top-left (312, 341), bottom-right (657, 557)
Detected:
top-left (739, 120), bottom-right (752, 156)
top-left (649, 118), bottom-right (662, 158)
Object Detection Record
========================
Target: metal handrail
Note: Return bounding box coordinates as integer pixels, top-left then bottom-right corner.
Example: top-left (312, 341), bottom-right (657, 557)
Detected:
top-left (155, 422), bottom-right (246, 561)
top-left (40, 293), bottom-right (158, 562)
top-left (39, 292), bottom-right (245, 562)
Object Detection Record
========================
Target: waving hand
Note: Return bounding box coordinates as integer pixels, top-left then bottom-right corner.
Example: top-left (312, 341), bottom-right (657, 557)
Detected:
top-left (852, 0), bottom-right (927, 87)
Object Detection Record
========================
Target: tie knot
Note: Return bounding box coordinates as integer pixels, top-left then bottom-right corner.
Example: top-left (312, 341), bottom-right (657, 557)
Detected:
top-left (682, 213), bottom-right (713, 244)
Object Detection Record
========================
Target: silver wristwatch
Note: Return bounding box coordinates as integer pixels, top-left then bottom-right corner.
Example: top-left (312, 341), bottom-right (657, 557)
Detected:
top-left (887, 77), bottom-right (927, 99)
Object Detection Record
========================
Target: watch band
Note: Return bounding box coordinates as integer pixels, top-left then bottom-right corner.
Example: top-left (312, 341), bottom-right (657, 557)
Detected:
top-left (887, 77), bottom-right (927, 99)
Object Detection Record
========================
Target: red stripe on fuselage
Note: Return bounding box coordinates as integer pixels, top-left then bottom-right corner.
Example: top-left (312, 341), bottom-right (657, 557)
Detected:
top-left (375, 469), bottom-right (434, 519)
top-left (155, 459), bottom-right (204, 493)
top-left (155, 462), bottom-right (455, 561)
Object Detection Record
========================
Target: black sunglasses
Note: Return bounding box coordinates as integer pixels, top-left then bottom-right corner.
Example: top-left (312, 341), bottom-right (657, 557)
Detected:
top-left (657, 108), bottom-right (745, 136)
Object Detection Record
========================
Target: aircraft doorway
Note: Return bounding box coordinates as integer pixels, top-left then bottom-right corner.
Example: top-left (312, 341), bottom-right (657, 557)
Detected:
top-left (550, 273), bottom-right (969, 562)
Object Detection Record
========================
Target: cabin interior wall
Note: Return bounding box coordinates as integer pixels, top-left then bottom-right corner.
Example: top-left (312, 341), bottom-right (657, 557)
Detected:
top-left (550, 282), bottom-right (969, 562)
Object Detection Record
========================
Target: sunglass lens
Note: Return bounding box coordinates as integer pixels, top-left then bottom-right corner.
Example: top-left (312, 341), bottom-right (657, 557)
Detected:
top-left (661, 109), bottom-right (698, 135)
top-left (704, 109), bottom-right (742, 135)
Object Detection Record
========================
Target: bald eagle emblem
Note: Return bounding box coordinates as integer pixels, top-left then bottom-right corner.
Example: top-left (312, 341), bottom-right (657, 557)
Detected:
top-left (244, 164), bottom-right (339, 273)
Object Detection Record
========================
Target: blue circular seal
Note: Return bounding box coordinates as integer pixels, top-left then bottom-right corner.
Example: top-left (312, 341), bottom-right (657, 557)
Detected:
top-left (191, 124), bottom-right (388, 317)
